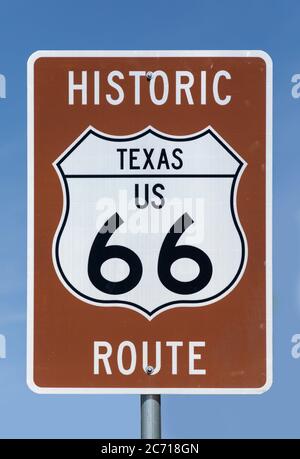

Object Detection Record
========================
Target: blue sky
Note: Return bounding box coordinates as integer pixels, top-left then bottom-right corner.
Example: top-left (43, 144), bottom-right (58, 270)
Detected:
top-left (0, 0), bottom-right (299, 438)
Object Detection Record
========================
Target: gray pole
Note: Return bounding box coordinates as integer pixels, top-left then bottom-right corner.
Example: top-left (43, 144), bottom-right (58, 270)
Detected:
top-left (141, 395), bottom-right (161, 439)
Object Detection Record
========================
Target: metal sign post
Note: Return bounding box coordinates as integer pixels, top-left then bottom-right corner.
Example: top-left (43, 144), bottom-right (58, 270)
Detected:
top-left (141, 395), bottom-right (161, 439)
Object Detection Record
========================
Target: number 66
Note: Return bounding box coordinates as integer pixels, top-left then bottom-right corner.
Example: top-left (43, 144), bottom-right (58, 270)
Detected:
top-left (88, 212), bottom-right (212, 295)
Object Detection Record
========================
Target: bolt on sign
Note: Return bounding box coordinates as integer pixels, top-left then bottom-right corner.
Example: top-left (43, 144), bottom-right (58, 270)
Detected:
top-left (27, 51), bottom-right (272, 394)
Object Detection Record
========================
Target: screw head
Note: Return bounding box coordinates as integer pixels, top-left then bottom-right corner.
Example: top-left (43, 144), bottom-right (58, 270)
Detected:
top-left (146, 71), bottom-right (153, 81)
top-left (145, 365), bottom-right (154, 375)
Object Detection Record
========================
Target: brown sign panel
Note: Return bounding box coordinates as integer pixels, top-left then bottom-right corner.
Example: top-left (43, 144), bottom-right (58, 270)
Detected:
top-left (27, 51), bottom-right (272, 394)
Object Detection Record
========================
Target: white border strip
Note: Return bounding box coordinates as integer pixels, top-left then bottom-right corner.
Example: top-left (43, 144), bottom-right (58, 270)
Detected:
top-left (27, 50), bottom-right (272, 394)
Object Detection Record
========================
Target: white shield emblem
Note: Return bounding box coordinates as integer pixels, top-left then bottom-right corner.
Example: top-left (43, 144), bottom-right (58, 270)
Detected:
top-left (52, 126), bottom-right (247, 318)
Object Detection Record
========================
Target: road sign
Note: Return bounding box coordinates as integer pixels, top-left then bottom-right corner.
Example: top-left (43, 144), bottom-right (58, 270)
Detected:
top-left (27, 51), bottom-right (272, 394)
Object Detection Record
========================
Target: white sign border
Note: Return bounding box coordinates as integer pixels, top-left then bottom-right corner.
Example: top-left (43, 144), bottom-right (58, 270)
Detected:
top-left (27, 50), bottom-right (272, 395)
